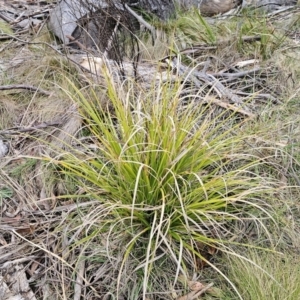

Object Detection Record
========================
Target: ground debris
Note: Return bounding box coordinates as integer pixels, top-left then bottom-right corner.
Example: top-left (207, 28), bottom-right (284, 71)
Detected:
top-left (0, 0), bottom-right (55, 32)
top-left (0, 265), bottom-right (37, 300)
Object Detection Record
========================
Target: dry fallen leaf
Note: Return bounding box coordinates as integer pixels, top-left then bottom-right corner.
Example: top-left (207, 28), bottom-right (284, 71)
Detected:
top-left (188, 281), bottom-right (204, 291)
top-left (176, 290), bottom-right (199, 300)
top-left (176, 278), bottom-right (214, 300)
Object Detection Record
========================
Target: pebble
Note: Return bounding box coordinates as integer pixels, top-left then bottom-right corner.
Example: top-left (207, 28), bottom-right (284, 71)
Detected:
top-left (0, 139), bottom-right (8, 158)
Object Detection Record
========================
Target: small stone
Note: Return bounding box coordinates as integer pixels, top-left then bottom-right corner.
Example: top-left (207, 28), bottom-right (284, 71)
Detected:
top-left (0, 140), bottom-right (8, 158)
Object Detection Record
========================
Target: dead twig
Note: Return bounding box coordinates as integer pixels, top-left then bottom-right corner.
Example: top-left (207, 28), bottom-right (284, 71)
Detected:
top-left (235, 91), bottom-right (282, 104)
top-left (211, 67), bottom-right (261, 79)
top-left (179, 35), bottom-right (261, 56)
top-left (0, 121), bottom-right (61, 136)
top-left (0, 84), bottom-right (51, 96)
top-left (66, 35), bottom-right (88, 51)
top-left (204, 96), bottom-right (255, 118)
top-left (0, 256), bottom-right (38, 269)
top-left (177, 282), bottom-right (214, 300)
top-left (125, 3), bottom-right (156, 40)
top-left (29, 200), bottom-right (100, 215)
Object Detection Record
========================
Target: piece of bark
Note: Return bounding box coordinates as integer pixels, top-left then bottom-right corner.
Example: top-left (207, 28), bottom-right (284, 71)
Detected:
top-left (48, 0), bottom-right (106, 44)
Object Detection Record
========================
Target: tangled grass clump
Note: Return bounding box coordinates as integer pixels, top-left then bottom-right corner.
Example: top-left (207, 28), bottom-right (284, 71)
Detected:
top-left (49, 73), bottom-right (280, 298)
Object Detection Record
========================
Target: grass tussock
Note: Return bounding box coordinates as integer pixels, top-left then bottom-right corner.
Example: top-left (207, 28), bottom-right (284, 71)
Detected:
top-left (39, 70), bottom-right (287, 298)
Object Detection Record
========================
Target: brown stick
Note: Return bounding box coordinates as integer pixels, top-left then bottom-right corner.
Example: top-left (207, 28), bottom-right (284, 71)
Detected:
top-left (0, 84), bottom-right (51, 96)
top-left (204, 96), bottom-right (255, 118)
top-left (0, 121), bottom-right (61, 136)
top-left (211, 67), bottom-right (261, 79)
top-left (66, 35), bottom-right (88, 51)
top-left (179, 36), bottom-right (261, 55)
